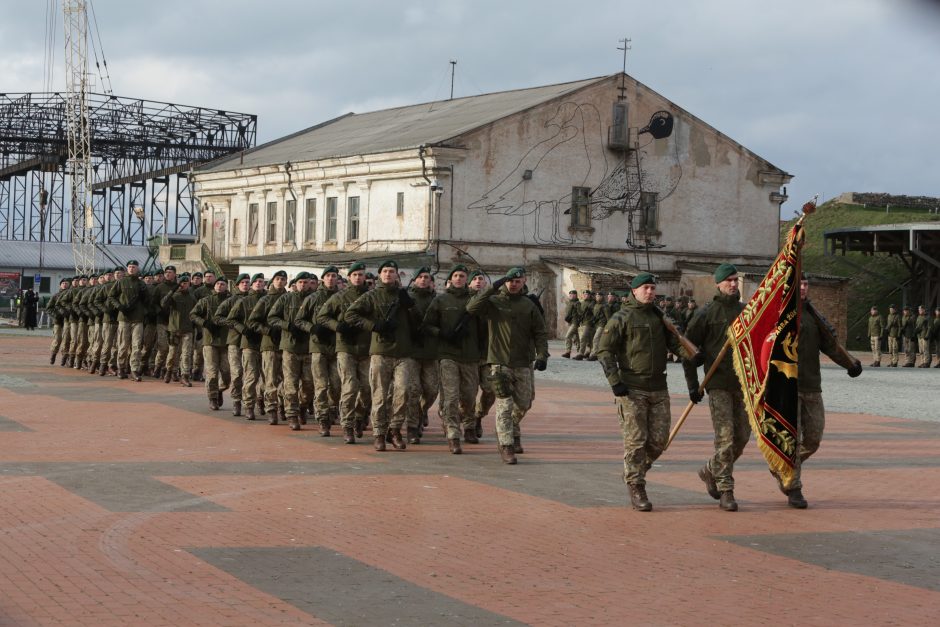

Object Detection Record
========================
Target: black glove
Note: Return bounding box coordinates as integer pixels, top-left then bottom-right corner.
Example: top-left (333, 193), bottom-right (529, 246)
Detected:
top-left (611, 381), bottom-right (630, 397)
top-left (533, 358), bottom-right (547, 371)
top-left (398, 289), bottom-right (415, 309)
top-left (374, 319), bottom-right (397, 335)
top-left (689, 387), bottom-right (704, 404)
top-left (847, 361), bottom-right (863, 378)
top-left (492, 276), bottom-right (508, 290)
top-left (337, 321), bottom-right (356, 336)
top-left (288, 322), bottom-right (304, 335)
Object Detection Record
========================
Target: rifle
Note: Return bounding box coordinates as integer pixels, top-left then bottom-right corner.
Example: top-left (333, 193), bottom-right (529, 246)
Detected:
top-left (654, 305), bottom-right (700, 361)
top-left (806, 302), bottom-right (859, 370)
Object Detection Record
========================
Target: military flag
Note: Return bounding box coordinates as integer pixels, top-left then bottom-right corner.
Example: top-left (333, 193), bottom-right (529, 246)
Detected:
top-left (727, 218), bottom-right (805, 488)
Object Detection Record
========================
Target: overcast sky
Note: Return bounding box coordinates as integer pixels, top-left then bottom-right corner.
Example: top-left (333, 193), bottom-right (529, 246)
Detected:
top-left (3, 0), bottom-right (939, 217)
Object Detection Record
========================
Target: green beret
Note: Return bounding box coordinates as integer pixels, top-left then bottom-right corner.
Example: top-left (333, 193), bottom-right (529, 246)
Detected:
top-left (322, 265), bottom-right (339, 276)
top-left (288, 277), bottom-right (298, 287)
top-left (192, 271), bottom-right (203, 278)
top-left (164, 265), bottom-right (176, 273)
top-left (216, 275), bottom-right (225, 282)
top-left (447, 264), bottom-right (469, 279)
top-left (664, 296), bottom-right (674, 302)
top-left (60, 277), bottom-right (70, 283)
top-left (272, 270), bottom-right (287, 279)
top-left (713, 263), bottom-right (738, 283)
top-left (250, 273), bottom-right (264, 283)
top-left (505, 266), bottom-right (525, 280)
top-left (468, 270), bottom-right (483, 281)
top-left (630, 273), bottom-right (656, 289)
top-left (415, 266), bottom-right (432, 278)
top-left (903, 305), bottom-right (911, 311)
top-left (348, 261), bottom-right (366, 274)
top-left (366, 272), bottom-right (376, 280)
top-left (568, 289), bottom-right (578, 295)
top-left (233, 273), bottom-right (249, 284)
top-left (294, 271), bottom-right (313, 281)
top-left (378, 259), bottom-right (398, 272)
top-left (178, 273), bottom-right (191, 283)
top-left (126, 260), bottom-right (139, 267)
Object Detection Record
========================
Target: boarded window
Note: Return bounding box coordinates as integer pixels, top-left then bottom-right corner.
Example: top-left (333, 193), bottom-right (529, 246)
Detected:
top-left (326, 197), bottom-right (337, 241)
top-left (305, 198), bottom-right (316, 242)
top-left (640, 191), bottom-right (659, 233)
top-left (347, 196), bottom-right (360, 241)
top-left (396, 191), bottom-right (404, 217)
top-left (570, 187), bottom-right (591, 227)
top-left (247, 203), bottom-right (259, 244)
top-left (232, 218), bottom-right (240, 243)
top-left (285, 199), bottom-right (296, 243)
top-left (266, 201), bottom-right (277, 243)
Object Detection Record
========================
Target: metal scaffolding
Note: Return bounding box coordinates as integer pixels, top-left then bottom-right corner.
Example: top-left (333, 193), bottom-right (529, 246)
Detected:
top-left (0, 91), bottom-right (256, 253)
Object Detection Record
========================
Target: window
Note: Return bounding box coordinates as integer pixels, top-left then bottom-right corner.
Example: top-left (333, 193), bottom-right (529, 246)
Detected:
top-left (266, 201), bottom-right (277, 243)
top-left (396, 191), bottom-right (404, 217)
top-left (640, 191), bottom-right (659, 233)
top-left (285, 199), bottom-right (296, 243)
top-left (326, 197), bottom-right (338, 241)
top-left (247, 203), bottom-right (259, 244)
top-left (232, 218), bottom-right (240, 243)
top-left (305, 198), bottom-right (316, 242)
top-left (347, 196), bottom-right (360, 241)
top-left (570, 186), bottom-right (591, 228)
top-left (201, 218), bottom-right (208, 238)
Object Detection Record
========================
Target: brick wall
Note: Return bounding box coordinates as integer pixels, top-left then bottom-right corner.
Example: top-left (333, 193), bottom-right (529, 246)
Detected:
top-left (808, 280), bottom-right (849, 345)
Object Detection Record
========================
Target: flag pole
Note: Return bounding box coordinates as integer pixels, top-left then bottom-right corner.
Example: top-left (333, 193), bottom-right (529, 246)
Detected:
top-left (664, 338), bottom-right (732, 451)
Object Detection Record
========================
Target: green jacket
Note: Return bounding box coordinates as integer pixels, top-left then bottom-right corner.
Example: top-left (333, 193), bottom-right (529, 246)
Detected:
top-left (900, 313), bottom-right (916, 339)
top-left (107, 275), bottom-right (149, 323)
top-left (409, 285), bottom-right (438, 361)
top-left (162, 288), bottom-right (196, 333)
top-left (248, 286), bottom-right (287, 351)
top-left (915, 314), bottom-right (930, 340)
top-left (316, 284), bottom-right (371, 357)
top-left (563, 298), bottom-right (581, 326)
top-left (592, 302), bottom-right (611, 328)
top-left (190, 292), bottom-right (230, 347)
top-left (297, 285), bottom-right (339, 355)
top-left (931, 317), bottom-right (940, 342)
top-left (885, 312), bottom-right (901, 338)
top-left (422, 285), bottom-right (483, 363)
top-left (867, 314), bottom-right (885, 337)
top-left (465, 284), bottom-right (548, 368)
top-left (225, 290), bottom-right (265, 350)
top-left (269, 289), bottom-right (311, 354)
top-left (192, 283), bottom-right (213, 303)
top-left (799, 301), bottom-right (855, 393)
top-left (152, 280), bottom-right (178, 325)
top-left (596, 298), bottom-right (691, 392)
top-left (578, 299), bottom-right (595, 328)
top-left (47, 289), bottom-right (68, 324)
top-left (345, 283), bottom-right (422, 358)
top-left (682, 291), bottom-right (744, 391)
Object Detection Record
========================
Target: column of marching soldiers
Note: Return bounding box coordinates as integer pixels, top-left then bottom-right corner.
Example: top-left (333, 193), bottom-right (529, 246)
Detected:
top-left (42, 259), bottom-right (551, 463)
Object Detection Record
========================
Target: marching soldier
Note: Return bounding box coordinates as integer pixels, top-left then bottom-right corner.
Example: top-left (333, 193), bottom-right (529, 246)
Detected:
top-left (141, 272), bottom-right (160, 377)
top-left (298, 267), bottom-right (341, 435)
top-left (190, 277), bottom-right (231, 410)
top-left (269, 272), bottom-right (314, 430)
top-left (868, 306), bottom-right (885, 367)
top-left (248, 270), bottom-right (288, 425)
top-left (561, 290), bottom-right (581, 359)
top-left (153, 266), bottom-right (178, 378)
top-left (573, 290), bottom-right (594, 360)
top-left (915, 305), bottom-right (931, 367)
top-left (589, 291), bottom-right (611, 361)
top-left (213, 273), bottom-right (250, 415)
top-left (885, 304), bottom-right (901, 367)
top-left (901, 306), bottom-right (916, 367)
top-left (683, 299), bottom-right (697, 327)
top-left (409, 267), bottom-right (439, 444)
top-left (59, 276), bottom-right (81, 367)
top-left (108, 260), bottom-right (149, 381)
top-left (189, 271), bottom-right (206, 381)
top-left (469, 270), bottom-right (495, 439)
top-left (48, 278), bottom-right (71, 365)
top-left (224, 273), bottom-right (267, 419)
top-left (162, 273), bottom-right (197, 386)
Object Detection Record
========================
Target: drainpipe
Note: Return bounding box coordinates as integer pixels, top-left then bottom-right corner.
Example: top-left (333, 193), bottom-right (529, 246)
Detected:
top-left (419, 145), bottom-right (433, 251)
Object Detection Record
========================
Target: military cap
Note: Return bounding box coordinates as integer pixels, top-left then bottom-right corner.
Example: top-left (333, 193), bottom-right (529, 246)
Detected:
top-left (568, 289), bottom-right (578, 295)
top-left (272, 270), bottom-right (287, 279)
top-left (664, 296), bottom-right (674, 302)
top-left (714, 263), bottom-right (738, 283)
top-left (178, 273), bottom-right (191, 283)
top-left (288, 277), bottom-right (298, 287)
top-left (216, 275), bottom-right (225, 282)
top-left (582, 289), bottom-right (593, 296)
top-left (60, 277), bottom-right (70, 284)
top-left (322, 265), bottom-right (339, 276)
top-left (164, 265), bottom-right (176, 273)
top-left (126, 259), bottom-right (139, 267)
top-left (294, 271), bottom-right (313, 281)
top-left (447, 264), bottom-right (469, 279)
top-left (233, 273), bottom-right (249, 284)
top-left (378, 259), bottom-right (398, 272)
top-left (348, 261), bottom-right (366, 274)
top-left (504, 267), bottom-right (525, 280)
top-left (415, 266), bottom-right (432, 278)
top-left (689, 298), bottom-right (697, 304)
top-left (630, 272), bottom-right (656, 289)
top-left (889, 304), bottom-right (896, 308)
top-left (468, 269), bottom-right (483, 281)
top-left (366, 272), bottom-right (376, 280)
top-left (903, 305), bottom-right (911, 311)
top-left (192, 271), bottom-right (203, 278)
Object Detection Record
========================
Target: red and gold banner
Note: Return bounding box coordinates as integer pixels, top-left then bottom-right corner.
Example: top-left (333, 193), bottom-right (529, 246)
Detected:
top-left (727, 222), bottom-right (804, 488)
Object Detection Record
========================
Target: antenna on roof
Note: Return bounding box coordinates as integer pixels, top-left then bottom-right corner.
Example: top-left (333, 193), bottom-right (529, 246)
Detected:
top-left (617, 38), bottom-right (631, 101)
top-left (449, 60), bottom-right (457, 100)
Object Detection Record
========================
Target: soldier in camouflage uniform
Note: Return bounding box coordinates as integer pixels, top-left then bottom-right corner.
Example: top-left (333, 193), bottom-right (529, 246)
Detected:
top-left (58, 277), bottom-right (81, 366)
top-left (162, 273), bottom-right (197, 386)
top-left (224, 273), bottom-right (266, 419)
top-left (72, 276), bottom-right (94, 369)
top-left (466, 266), bottom-right (548, 464)
top-left (469, 271), bottom-right (495, 439)
top-left (298, 267), bottom-right (341, 435)
top-left (345, 259), bottom-right (423, 451)
top-left (249, 270), bottom-right (288, 424)
top-left (932, 307), bottom-right (940, 368)
top-left (915, 305), bottom-right (931, 367)
top-left (316, 261), bottom-right (372, 444)
top-left (47, 278), bottom-right (71, 365)
top-left (596, 272), bottom-right (695, 511)
top-left (885, 304), bottom-right (901, 367)
top-left (683, 264), bottom-right (747, 511)
top-left (269, 272), bottom-right (314, 430)
top-left (901, 306), bottom-right (917, 367)
top-left (408, 267), bottom-right (440, 444)
top-left (152, 266), bottom-right (179, 378)
top-left (190, 278), bottom-right (230, 409)
top-left (868, 306), bottom-right (885, 367)
top-left (189, 271), bottom-right (207, 381)
top-left (561, 290), bottom-right (581, 358)
top-left (589, 292), bottom-right (611, 361)
top-left (108, 260), bottom-right (149, 380)
top-left (573, 290), bottom-right (594, 360)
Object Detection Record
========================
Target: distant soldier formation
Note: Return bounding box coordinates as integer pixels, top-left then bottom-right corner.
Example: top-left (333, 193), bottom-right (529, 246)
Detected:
top-left (869, 303), bottom-right (940, 368)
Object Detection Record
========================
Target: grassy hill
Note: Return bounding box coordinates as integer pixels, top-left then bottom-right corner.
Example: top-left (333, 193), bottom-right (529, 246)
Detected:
top-left (780, 201), bottom-right (940, 350)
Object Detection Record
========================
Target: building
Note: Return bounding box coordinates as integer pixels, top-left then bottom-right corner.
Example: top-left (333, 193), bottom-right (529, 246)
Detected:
top-left (192, 73), bottom-right (792, 335)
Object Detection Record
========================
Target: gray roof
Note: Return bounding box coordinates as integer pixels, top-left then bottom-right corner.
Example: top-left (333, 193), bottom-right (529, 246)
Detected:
top-left (201, 76), bottom-right (611, 173)
top-left (0, 240), bottom-right (151, 272)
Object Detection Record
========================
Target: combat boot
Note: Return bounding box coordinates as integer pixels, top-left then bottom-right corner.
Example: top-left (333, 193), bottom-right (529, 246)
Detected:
top-left (499, 444), bottom-right (517, 465)
top-left (164, 369), bottom-right (172, 383)
top-left (88, 362), bottom-right (99, 375)
top-left (870, 360), bottom-right (880, 367)
top-left (268, 409), bottom-right (278, 426)
top-left (119, 368), bottom-right (128, 380)
top-left (245, 405), bottom-right (255, 421)
top-left (60, 354), bottom-right (68, 367)
top-left (475, 417), bottom-right (483, 439)
top-left (99, 365), bottom-right (107, 377)
top-left (319, 420), bottom-right (331, 437)
top-left (209, 396), bottom-right (220, 411)
top-left (50, 353), bottom-right (56, 365)
top-left (172, 370), bottom-right (180, 382)
top-left (464, 428), bottom-right (479, 444)
top-left (354, 418), bottom-right (364, 439)
top-left (232, 401), bottom-right (242, 417)
top-left (513, 436), bottom-right (524, 454)
top-left (299, 406), bottom-right (308, 426)
top-left (561, 351), bottom-right (571, 359)
top-left (407, 427), bottom-right (420, 445)
top-left (374, 435), bottom-right (386, 451)
top-left (343, 428), bottom-right (355, 444)
top-left (133, 370), bottom-right (142, 382)
top-left (698, 466), bottom-right (720, 500)
top-left (448, 438), bottom-right (463, 454)
top-left (289, 416), bottom-right (301, 431)
top-left (215, 391), bottom-right (223, 408)
top-left (628, 484), bottom-right (652, 511)
top-left (191, 368), bottom-right (202, 382)
top-left (390, 430), bottom-right (406, 450)
top-left (573, 354), bottom-right (584, 361)
top-left (787, 488), bottom-right (808, 509)
top-left (257, 400), bottom-right (266, 416)
top-left (587, 355), bottom-right (598, 361)
top-left (719, 490), bottom-right (738, 512)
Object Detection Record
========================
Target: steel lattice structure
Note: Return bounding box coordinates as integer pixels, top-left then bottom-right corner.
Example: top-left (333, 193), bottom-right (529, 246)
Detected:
top-left (0, 91), bottom-right (256, 252)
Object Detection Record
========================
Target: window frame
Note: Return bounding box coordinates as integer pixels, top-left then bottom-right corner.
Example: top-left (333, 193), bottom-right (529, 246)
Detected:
top-left (266, 201), bottom-right (278, 243)
top-left (247, 203), bottom-right (259, 245)
top-left (347, 196), bottom-right (360, 241)
top-left (326, 197), bottom-right (338, 241)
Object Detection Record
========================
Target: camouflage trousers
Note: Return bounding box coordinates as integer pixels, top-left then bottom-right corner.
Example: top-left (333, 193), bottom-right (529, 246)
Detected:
top-left (616, 388), bottom-right (671, 487)
top-left (490, 364), bottom-right (534, 446)
top-left (887, 337), bottom-right (899, 366)
top-left (282, 351), bottom-right (314, 419)
top-left (917, 338), bottom-right (931, 366)
top-left (870, 336), bottom-right (882, 363)
top-left (705, 388), bottom-right (751, 492)
top-left (166, 332), bottom-right (194, 376)
top-left (142, 323), bottom-right (157, 368)
top-left (261, 350), bottom-right (283, 410)
top-left (91, 321), bottom-right (105, 363)
top-left (203, 345), bottom-right (230, 398)
top-left (101, 322), bottom-right (118, 369)
top-left (474, 362), bottom-right (496, 422)
top-left (50, 322), bottom-right (66, 357)
top-left (69, 319), bottom-right (87, 358)
top-left (564, 324), bottom-right (580, 353)
top-left (240, 347), bottom-right (264, 406)
top-left (439, 359), bottom-right (479, 440)
top-left (576, 325), bottom-right (594, 358)
top-left (192, 335), bottom-right (204, 374)
top-left (117, 320), bottom-right (144, 373)
top-left (154, 324), bottom-right (170, 371)
top-left (412, 358), bottom-right (440, 430)
top-left (337, 352), bottom-right (371, 429)
top-left (312, 353), bottom-right (340, 425)
top-left (788, 391), bottom-right (826, 491)
top-left (369, 355), bottom-right (418, 436)
top-left (903, 337), bottom-right (916, 365)
top-left (591, 326), bottom-right (605, 357)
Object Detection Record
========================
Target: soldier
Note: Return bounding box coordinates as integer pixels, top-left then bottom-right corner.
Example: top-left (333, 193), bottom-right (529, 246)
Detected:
top-left (345, 259), bottom-right (423, 451)
top-left (573, 290), bottom-right (594, 360)
top-left (607, 291), bottom-right (621, 316)
top-left (101, 268), bottom-right (123, 376)
top-left (683, 298), bottom-right (697, 327)
top-left (108, 260), bottom-right (149, 380)
top-left (683, 263), bottom-right (747, 512)
top-left (561, 290), bottom-right (581, 359)
top-left (162, 273), bottom-right (197, 386)
top-left (867, 306), bottom-right (885, 367)
top-left (915, 305), bottom-right (931, 367)
top-left (224, 273), bottom-right (266, 419)
top-left (248, 270), bottom-right (288, 425)
top-left (150, 266), bottom-right (177, 377)
top-left (589, 291), bottom-right (611, 361)
top-left (885, 304), bottom-right (901, 367)
top-left (296, 267), bottom-right (339, 434)
top-left (71, 275), bottom-right (92, 369)
top-left (901, 305), bottom-right (916, 367)
top-left (141, 272), bottom-right (159, 376)
top-left (88, 271), bottom-right (112, 374)
top-left (932, 307), bottom-right (940, 368)
top-left (778, 277), bottom-right (862, 508)
top-left (189, 271), bottom-right (206, 381)
top-left (596, 273), bottom-right (695, 511)
top-left (47, 278), bottom-right (71, 365)
top-left (466, 267), bottom-right (548, 464)
top-left (269, 272), bottom-right (314, 430)
top-left (317, 261), bottom-right (372, 444)
top-left (423, 264), bottom-right (483, 453)
top-left (409, 267), bottom-right (440, 444)
top-left (191, 277), bottom-right (231, 410)
top-left (662, 296), bottom-right (680, 362)
top-left (469, 270), bottom-right (495, 439)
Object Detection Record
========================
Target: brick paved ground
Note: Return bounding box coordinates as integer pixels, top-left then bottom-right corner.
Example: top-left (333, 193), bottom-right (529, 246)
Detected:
top-left (1, 333), bottom-right (938, 626)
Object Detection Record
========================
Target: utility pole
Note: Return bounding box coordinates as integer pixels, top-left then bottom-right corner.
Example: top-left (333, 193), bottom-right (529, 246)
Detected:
top-left (449, 60), bottom-right (457, 100)
top-left (63, 0), bottom-right (96, 275)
